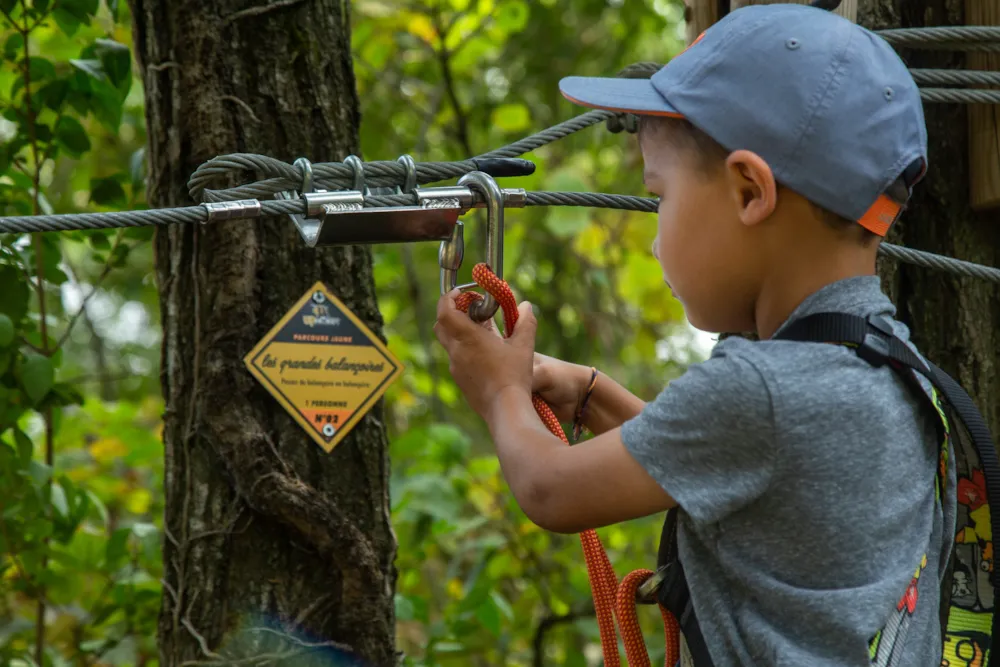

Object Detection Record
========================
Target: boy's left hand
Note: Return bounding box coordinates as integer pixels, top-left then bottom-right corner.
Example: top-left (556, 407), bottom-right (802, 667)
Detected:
top-left (433, 289), bottom-right (537, 422)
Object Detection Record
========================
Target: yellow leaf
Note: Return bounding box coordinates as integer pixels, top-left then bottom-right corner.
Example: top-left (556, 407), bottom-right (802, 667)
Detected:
top-left (125, 488), bottom-right (152, 515)
top-left (447, 578), bottom-right (464, 599)
top-left (89, 437), bottom-right (127, 464)
top-left (407, 14), bottom-right (437, 45)
top-left (573, 223), bottom-right (610, 260)
top-left (491, 103), bottom-right (531, 133)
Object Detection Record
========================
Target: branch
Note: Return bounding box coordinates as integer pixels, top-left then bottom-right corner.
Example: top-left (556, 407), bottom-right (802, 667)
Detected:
top-left (532, 605), bottom-right (595, 667)
top-left (55, 230), bottom-right (130, 350)
top-left (220, 95), bottom-right (260, 124)
top-left (430, 6), bottom-right (473, 155)
top-left (223, 0), bottom-right (309, 25)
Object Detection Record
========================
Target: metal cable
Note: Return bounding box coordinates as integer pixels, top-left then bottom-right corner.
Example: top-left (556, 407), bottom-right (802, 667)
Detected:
top-left (0, 206), bottom-right (207, 233)
top-left (879, 243), bottom-right (1000, 283)
top-left (3, 196), bottom-right (998, 285)
top-left (877, 26), bottom-right (1000, 50)
top-left (188, 111), bottom-right (613, 203)
top-left (920, 88), bottom-right (1000, 104)
top-left (474, 109), bottom-right (616, 159)
top-left (910, 69), bottom-right (1000, 86)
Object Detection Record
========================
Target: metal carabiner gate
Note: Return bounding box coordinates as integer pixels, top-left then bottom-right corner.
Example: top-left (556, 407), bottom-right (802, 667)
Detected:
top-left (438, 171), bottom-right (505, 323)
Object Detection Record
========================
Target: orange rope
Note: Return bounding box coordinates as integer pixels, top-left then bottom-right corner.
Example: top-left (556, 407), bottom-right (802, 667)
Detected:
top-left (455, 262), bottom-right (680, 667)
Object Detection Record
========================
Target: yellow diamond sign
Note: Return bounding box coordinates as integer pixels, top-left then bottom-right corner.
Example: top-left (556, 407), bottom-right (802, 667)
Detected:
top-left (244, 282), bottom-right (404, 453)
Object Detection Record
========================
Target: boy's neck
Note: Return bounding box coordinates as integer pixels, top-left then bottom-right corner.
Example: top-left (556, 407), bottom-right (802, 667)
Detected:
top-left (753, 245), bottom-right (880, 340)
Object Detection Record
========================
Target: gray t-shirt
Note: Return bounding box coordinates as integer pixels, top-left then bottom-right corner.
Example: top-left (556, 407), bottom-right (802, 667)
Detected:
top-left (621, 276), bottom-right (956, 667)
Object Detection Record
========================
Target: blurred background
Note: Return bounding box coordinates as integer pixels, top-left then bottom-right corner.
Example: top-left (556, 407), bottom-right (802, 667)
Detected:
top-left (1, 1), bottom-right (713, 664)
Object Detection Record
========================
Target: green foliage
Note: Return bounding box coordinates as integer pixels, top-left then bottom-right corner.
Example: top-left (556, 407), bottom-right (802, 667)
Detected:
top-left (1, 1), bottom-right (158, 665)
top-left (1, 1), bottom-right (703, 665)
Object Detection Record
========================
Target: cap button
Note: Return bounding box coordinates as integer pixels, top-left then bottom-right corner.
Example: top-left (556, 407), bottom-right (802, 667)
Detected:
top-left (786, 38), bottom-right (801, 50)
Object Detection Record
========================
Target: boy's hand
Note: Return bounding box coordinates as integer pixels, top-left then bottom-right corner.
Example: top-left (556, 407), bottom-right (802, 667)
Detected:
top-left (532, 353), bottom-right (593, 422)
top-left (434, 290), bottom-right (537, 422)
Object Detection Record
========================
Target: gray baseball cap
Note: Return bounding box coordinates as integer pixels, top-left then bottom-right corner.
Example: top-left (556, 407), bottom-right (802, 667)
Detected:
top-left (559, 3), bottom-right (928, 236)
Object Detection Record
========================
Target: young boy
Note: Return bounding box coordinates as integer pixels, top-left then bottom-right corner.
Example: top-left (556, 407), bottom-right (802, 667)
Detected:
top-left (433, 4), bottom-right (949, 666)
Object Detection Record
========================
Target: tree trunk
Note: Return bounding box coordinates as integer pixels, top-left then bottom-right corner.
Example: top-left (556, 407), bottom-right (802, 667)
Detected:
top-left (128, 2), bottom-right (397, 665)
top-left (858, 0), bottom-right (1000, 442)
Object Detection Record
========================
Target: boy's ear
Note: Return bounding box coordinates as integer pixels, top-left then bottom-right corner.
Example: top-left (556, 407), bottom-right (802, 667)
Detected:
top-left (725, 150), bottom-right (778, 226)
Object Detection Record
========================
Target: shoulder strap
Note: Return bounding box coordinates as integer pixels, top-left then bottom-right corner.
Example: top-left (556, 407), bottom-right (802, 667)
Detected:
top-left (776, 312), bottom-right (1000, 654)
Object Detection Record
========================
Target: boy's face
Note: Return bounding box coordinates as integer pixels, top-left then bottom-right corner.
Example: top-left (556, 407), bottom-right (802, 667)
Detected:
top-left (639, 126), bottom-right (760, 334)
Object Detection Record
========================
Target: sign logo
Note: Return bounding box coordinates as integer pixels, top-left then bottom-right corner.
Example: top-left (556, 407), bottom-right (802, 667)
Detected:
top-left (244, 281), bottom-right (404, 453)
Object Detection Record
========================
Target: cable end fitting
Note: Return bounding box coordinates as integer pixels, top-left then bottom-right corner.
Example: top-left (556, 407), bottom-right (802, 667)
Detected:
top-left (202, 199), bottom-right (262, 224)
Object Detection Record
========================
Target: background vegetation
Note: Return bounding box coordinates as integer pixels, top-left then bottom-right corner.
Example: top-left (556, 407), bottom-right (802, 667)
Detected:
top-left (0, 1), bottom-right (706, 665)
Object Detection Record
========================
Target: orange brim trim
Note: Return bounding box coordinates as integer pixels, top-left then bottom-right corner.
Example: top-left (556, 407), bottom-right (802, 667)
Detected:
top-left (858, 194), bottom-right (901, 236)
top-left (560, 90), bottom-right (685, 119)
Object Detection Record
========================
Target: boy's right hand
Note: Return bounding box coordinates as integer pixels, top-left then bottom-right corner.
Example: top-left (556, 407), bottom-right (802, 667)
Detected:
top-left (532, 353), bottom-right (593, 422)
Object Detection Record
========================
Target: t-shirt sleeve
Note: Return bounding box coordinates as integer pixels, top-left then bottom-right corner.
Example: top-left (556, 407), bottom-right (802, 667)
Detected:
top-left (619, 341), bottom-right (777, 525)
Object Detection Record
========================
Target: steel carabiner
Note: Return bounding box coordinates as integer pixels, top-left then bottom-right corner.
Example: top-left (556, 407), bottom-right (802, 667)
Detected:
top-left (439, 171), bottom-right (505, 322)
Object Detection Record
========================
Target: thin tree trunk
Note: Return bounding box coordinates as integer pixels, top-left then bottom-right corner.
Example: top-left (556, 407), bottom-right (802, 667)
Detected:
top-left (859, 0), bottom-right (1000, 438)
top-left (128, 1), bottom-right (397, 665)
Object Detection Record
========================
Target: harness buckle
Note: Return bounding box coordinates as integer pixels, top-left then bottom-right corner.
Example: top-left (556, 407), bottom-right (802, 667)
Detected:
top-left (857, 314), bottom-right (894, 367)
top-left (636, 563), bottom-right (672, 605)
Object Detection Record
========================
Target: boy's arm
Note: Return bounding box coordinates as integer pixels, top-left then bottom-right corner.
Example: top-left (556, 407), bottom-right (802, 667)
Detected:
top-left (434, 291), bottom-right (775, 535)
top-left (486, 385), bottom-right (676, 534)
top-left (580, 372), bottom-right (647, 435)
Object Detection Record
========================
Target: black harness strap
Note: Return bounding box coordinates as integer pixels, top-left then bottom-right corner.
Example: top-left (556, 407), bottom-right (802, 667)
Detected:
top-left (654, 312), bottom-right (1000, 667)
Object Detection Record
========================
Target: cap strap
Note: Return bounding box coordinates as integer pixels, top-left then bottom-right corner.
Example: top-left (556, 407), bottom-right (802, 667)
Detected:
top-left (859, 194), bottom-right (902, 236)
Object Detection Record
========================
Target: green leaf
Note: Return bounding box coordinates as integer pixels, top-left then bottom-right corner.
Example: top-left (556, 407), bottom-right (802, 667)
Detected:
top-left (52, 8), bottom-right (83, 37)
top-left (130, 147), bottom-right (145, 186)
top-left (14, 429), bottom-right (32, 465)
top-left (108, 243), bottom-right (130, 268)
top-left (3, 33), bottom-right (23, 60)
top-left (0, 0), bottom-right (15, 14)
top-left (395, 593), bottom-right (416, 621)
top-left (50, 383), bottom-right (84, 407)
top-left (86, 490), bottom-right (108, 527)
top-left (0, 266), bottom-right (29, 323)
top-left (18, 353), bottom-right (54, 404)
top-left (94, 39), bottom-right (131, 94)
top-left (27, 459), bottom-right (52, 490)
top-left (495, 1), bottom-right (529, 32)
top-left (89, 177), bottom-right (126, 207)
top-left (474, 597), bottom-right (501, 636)
top-left (55, 116), bottom-right (90, 157)
top-left (62, 0), bottom-right (100, 17)
top-left (105, 526), bottom-right (129, 567)
top-left (490, 590), bottom-right (514, 620)
top-left (51, 482), bottom-right (69, 519)
top-left (70, 58), bottom-right (107, 83)
top-left (38, 79), bottom-right (70, 111)
top-left (27, 57), bottom-right (56, 82)
top-left (0, 314), bottom-right (13, 348)
top-left (88, 233), bottom-right (110, 250)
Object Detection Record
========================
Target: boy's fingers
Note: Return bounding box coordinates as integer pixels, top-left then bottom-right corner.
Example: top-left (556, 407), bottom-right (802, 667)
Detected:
top-left (509, 301), bottom-right (537, 350)
top-left (434, 289), bottom-right (484, 347)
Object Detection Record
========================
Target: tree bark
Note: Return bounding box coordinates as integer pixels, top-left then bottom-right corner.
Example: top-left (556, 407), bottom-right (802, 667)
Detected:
top-left (128, 1), bottom-right (397, 665)
top-left (859, 0), bottom-right (1000, 440)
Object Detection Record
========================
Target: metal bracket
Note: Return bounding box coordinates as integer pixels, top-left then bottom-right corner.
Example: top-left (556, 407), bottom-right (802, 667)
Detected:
top-left (286, 183), bottom-right (524, 250)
